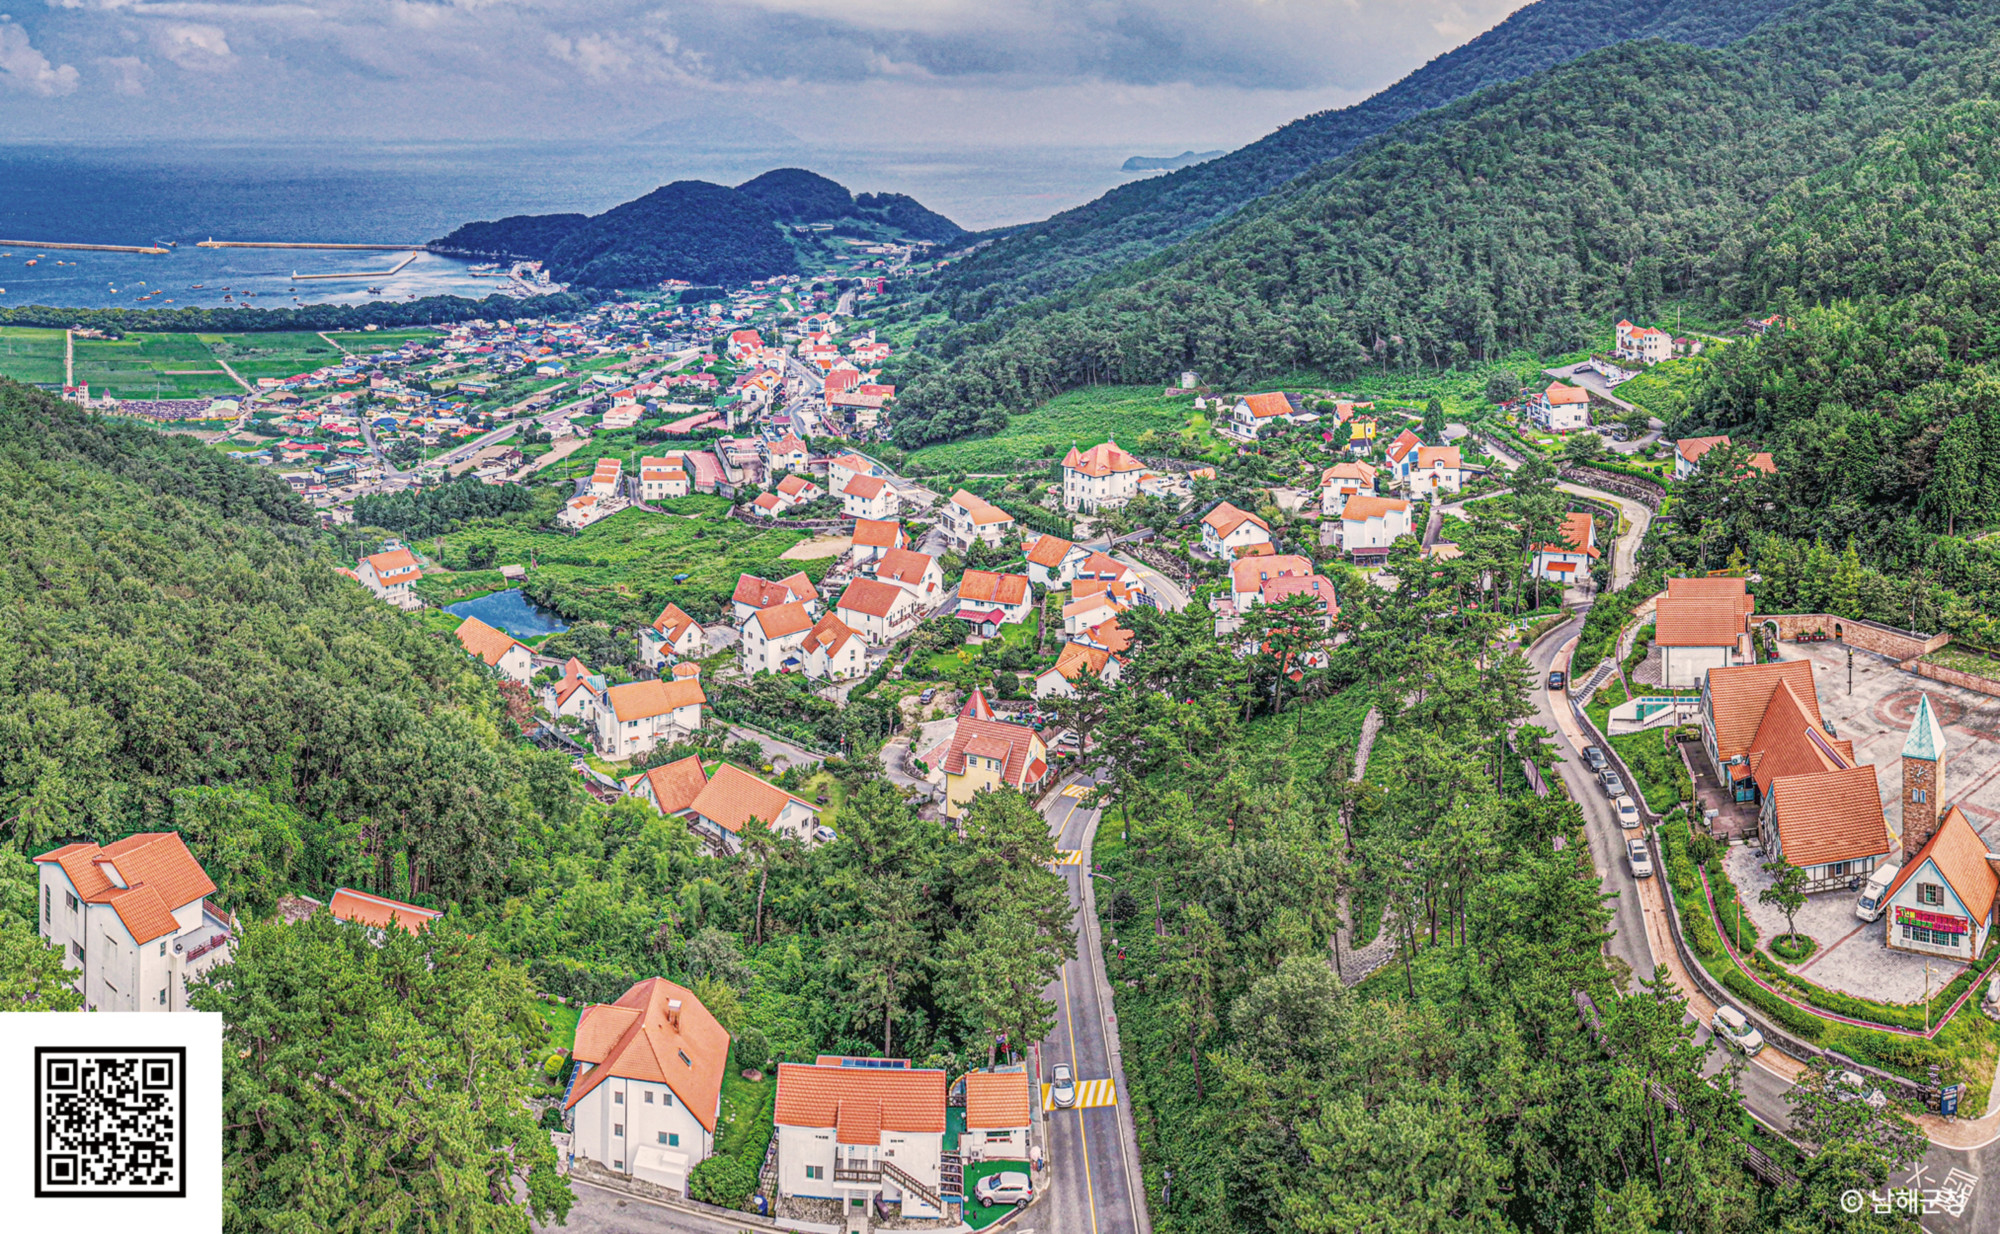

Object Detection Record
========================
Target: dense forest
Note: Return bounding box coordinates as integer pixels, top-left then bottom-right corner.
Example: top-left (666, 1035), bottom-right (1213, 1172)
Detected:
top-left (352, 475), bottom-right (543, 540)
top-left (910, 0), bottom-right (1800, 329)
top-left (0, 289), bottom-right (598, 337)
top-left (890, 0), bottom-right (1993, 448)
top-left (429, 211), bottom-right (590, 261)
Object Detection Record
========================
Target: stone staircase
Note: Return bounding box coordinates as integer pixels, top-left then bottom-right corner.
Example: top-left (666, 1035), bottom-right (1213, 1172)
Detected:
top-left (1570, 658), bottom-right (1618, 706)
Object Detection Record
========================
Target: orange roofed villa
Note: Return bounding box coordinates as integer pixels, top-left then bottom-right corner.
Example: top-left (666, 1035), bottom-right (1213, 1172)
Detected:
top-left (35, 832), bottom-right (234, 1012)
top-left (563, 978), bottom-right (731, 1194)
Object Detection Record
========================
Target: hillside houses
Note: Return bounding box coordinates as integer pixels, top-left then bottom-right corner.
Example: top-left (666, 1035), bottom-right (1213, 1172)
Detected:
top-left (837, 576), bottom-right (924, 644)
top-left (358, 545), bottom-right (423, 609)
top-left (563, 979), bottom-right (729, 1192)
top-left (1529, 382), bottom-right (1591, 432)
top-left (741, 601), bottom-right (817, 674)
top-left (850, 518), bottom-right (906, 565)
top-left (1226, 391), bottom-right (1316, 440)
top-left (1025, 532), bottom-right (1089, 587)
top-left (1062, 439), bottom-right (1147, 512)
top-left (841, 473), bottom-right (899, 521)
top-left (733, 573), bottom-right (821, 624)
top-left (641, 603), bottom-right (707, 668)
top-left (595, 678), bottom-right (707, 760)
top-left (1531, 512), bottom-right (1600, 584)
top-left (1200, 502), bottom-right (1272, 557)
top-left (957, 569), bottom-right (1033, 632)
top-left (942, 490), bottom-right (1015, 549)
top-left (455, 616), bottom-right (534, 684)
top-left (640, 456), bottom-right (691, 500)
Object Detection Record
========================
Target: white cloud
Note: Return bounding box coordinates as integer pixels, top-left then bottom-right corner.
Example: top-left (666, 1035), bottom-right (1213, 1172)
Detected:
top-left (154, 21), bottom-right (232, 70)
top-left (99, 51), bottom-right (148, 92)
top-left (0, 17), bottom-right (80, 94)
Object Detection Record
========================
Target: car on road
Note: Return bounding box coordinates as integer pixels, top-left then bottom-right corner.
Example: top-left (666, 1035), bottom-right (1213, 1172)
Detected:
top-left (974, 1171), bottom-right (1034, 1207)
top-left (1614, 795), bottom-right (1641, 829)
top-left (1710, 1005), bottom-right (1765, 1056)
top-left (1050, 1063), bottom-right (1076, 1109)
top-left (1548, 669), bottom-right (1566, 690)
top-left (1582, 745), bottom-right (1607, 771)
top-left (1626, 837), bottom-right (1653, 878)
top-left (1600, 768), bottom-right (1626, 798)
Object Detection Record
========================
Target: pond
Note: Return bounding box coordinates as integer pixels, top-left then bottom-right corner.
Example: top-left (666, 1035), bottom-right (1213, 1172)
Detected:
top-left (443, 588), bottom-right (569, 639)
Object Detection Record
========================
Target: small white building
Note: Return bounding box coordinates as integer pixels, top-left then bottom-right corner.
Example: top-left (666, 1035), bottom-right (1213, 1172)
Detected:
top-left (1061, 440), bottom-right (1146, 512)
top-left (956, 570), bottom-right (1034, 626)
top-left (589, 457), bottom-right (624, 497)
top-left (1530, 512), bottom-right (1600, 584)
top-left (1034, 640), bottom-right (1122, 700)
top-left (1529, 382), bottom-right (1591, 432)
top-left (741, 601), bottom-right (817, 675)
top-left (850, 518), bottom-right (906, 565)
top-left (594, 678), bottom-right (706, 761)
top-left (1338, 495), bottom-right (1413, 557)
top-left (774, 1059), bottom-right (948, 1219)
top-left (1319, 462), bottom-right (1377, 516)
top-left (1199, 503), bottom-right (1272, 557)
top-left (942, 489), bottom-right (1015, 549)
top-left (640, 603), bottom-right (706, 669)
top-left (1409, 445), bottom-right (1465, 498)
top-left (640, 456), bottom-right (691, 501)
top-left (802, 612), bottom-right (868, 680)
top-left (35, 833), bottom-right (233, 1013)
top-left (961, 1068), bottom-right (1034, 1162)
top-left (1024, 533), bottom-right (1088, 589)
top-left (733, 573), bottom-right (821, 625)
top-left (841, 474), bottom-right (899, 521)
top-left (455, 616), bottom-right (535, 684)
top-left (1227, 391), bottom-right (1315, 441)
top-left (357, 546), bottom-right (422, 605)
top-left (686, 763), bottom-right (820, 849)
top-left (565, 978), bottom-right (730, 1195)
top-left (837, 577), bottom-right (923, 644)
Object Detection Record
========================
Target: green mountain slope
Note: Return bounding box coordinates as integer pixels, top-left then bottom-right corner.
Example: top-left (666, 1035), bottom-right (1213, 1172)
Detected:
top-left (921, 0), bottom-right (1801, 326)
top-left (547, 180), bottom-right (800, 288)
top-left (896, 0), bottom-right (1997, 447)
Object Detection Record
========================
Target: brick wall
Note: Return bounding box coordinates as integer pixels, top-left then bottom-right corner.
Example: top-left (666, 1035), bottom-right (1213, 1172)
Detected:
top-left (1913, 659), bottom-right (2000, 699)
top-left (1759, 614), bottom-right (1949, 661)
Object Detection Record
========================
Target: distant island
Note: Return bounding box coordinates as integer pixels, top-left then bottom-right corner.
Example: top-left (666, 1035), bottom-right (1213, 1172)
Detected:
top-left (1121, 150), bottom-right (1225, 172)
top-left (428, 167), bottom-right (965, 290)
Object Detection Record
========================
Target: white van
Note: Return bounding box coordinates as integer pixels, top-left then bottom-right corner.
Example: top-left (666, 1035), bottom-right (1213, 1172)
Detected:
top-left (1855, 863), bottom-right (1901, 922)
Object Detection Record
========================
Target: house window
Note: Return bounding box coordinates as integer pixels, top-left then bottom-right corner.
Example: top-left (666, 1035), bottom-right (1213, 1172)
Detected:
top-left (1919, 883), bottom-right (1945, 907)
top-left (70, 941), bottom-right (83, 962)
top-left (158, 989), bottom-right (166, 1006)
top-left (658, 1132), bottom-right (680, 1147)
top-left (614, 1092), bottom-right (623, 1105)
top-left (806, 1165), bottom-right (825, 1180)
top-left (64, 890), bottom-right (78, 913)
top-left (643, 1091), bottom-right (653, 1104)
top-left (160, 940), bottom-right (168, 957)
top-left (613, 1160), bottom-right (623, 1171)
top-left (678, 1050), bottom-right (692, 1067)
top-left (1914, 789), bottom-right (1929, 804)
top-left (613, 1124), bottom-right (623, 1137)
top-left (1902, 925), bottom-right (1961, 948)
top-left (43, 886), bottom-right (50, 924)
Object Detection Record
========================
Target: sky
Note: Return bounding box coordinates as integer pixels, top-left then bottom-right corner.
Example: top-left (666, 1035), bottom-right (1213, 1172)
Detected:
top-left (0, 1), bottom-right (1530, 152)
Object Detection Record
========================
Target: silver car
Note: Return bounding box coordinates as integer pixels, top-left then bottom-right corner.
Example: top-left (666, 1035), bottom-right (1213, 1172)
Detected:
top-left (975, 1171), bottom-right (1033, 1206)
top-left (1711, 1005), bottom-right (1765, 1056)
top-left (1050, 1062), bottom-right (1076, 1109)
top-left (1614, 796), bottom-right (1641, 830)
top-left (1626, 837), bottom-right (1653, 879)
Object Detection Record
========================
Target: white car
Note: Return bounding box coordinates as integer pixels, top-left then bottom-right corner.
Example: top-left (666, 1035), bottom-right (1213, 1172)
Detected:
top-left (975, 1171), bottom-right (1033, 1207)
top-left (1050, 1062), bottom-right (1076, 1108)
top-left (1614, 795), bottom-right (1640, 830)
top-left (1710, 1005), bottom-right (1765, 1057)
top-left (812, 825), bottom-right (838, 844)
top-left (1626, 837), bottom-right (1653, 879)
top-left (1832, 1069), bottom-right (1889, 1109)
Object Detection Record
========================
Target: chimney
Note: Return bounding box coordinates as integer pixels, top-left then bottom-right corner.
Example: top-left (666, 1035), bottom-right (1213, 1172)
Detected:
top-left (667, 998), bottom-right (682, 1028)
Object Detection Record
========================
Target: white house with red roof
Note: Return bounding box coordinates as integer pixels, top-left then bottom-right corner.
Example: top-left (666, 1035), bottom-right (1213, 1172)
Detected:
top-left (544, 656), bottom-right (606, 724)
top-left (1230, 554), bottom-right (1314, 611)
top-left (765, 433), bottom-right (809, 473)
top-left (328, 887), bottom-right (441, 937)
top-left (687, 763), bottom-right (821, 850)
top-left (1674, 435), bottom-right (1735, 480)
top-left (841, 473), bottom-right (899, 521)
top-left (594, 678), bottom-right (707, 760)
top-left (1883, 806), bottom-right (1997, 959)
top-left (849, 518), bottom-right (906, 566)
top-left (1063, 581), bottom-right (1134, 636)
top-left (1024, 532), bottom-right (1088, 588)
top-left (565, 978), bottom-right (730, 1193)
top-left (1615, 320), bottom-right (1673, 365)
top-left (1654, 577), bottom-right (1752, 688)
top-left (942, 490), bottom-right (1015, 549)
top-left (1530, 512), bottom-right (1600, 584)
top-left (639, 456), bottom-right (691, 501)
top-left (1227, 391), bottom-right (1314, 440)
top-left (961, 1067), bottom-right (1035, 1161)
top-left (35, 832), bottom-right (233, 1012)
top-left (956, 569), bottom-right (1033, 630)
top-left (775, 473), bottom-right (822, 508)
top-left (726, 330), bottom-right (763, 362)
top-left (774, 1057), bottom-right (948, 1218)
top-left (740, 600), bottom-right (817, 674)
top-left (826, 452), bottom-right (878, 498)
top-left (1199, 502), bottom-right (1272, 557)
top-left (1409, 445), bottom-right (1465, 497)
top-left (802, 612), bottom-right (867, 679)
top-left (874, 548), bottom-right (944, 605)
top-left (1530, 382), bottom-right (1592, 432)
top-left (837, 577), bottom-right (923, 644)
top-left (589, 457), bottom-right (625, 497)
top-left (1383, 429), bottom-right (1424, 485)
top-left (732, 572), bottom-right (821, 624)
top-left (640, 603), bottom-right (706, 669)
top-left (455, 616), bottom-right (535, 684)
top-left (1339, 495), bottom-right (1414, 557)
top-left (1062, 440), bottom-right (1147, 512)
top-left (1319, 461), bottom-right (1378, 516)
top-left (358, 546), bottom-right (422, 607)
top-left (941, 690), bottom-right (1051, 820)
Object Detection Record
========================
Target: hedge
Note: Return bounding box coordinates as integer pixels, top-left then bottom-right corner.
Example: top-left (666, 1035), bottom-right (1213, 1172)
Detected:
top-left (1717, 963), bottom-right (1827, 1042)
top-left (529, 957), bottom-right (644, 1007)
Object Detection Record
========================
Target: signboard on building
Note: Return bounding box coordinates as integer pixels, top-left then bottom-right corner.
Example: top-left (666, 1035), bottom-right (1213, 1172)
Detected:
top-left (1896, 906), bottom-right (1968, 934)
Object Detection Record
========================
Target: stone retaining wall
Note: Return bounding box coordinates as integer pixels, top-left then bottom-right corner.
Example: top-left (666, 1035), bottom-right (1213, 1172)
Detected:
top-left (1559, 464), bottom-right (1666, 511)
top-left (1913, 658), bottom-right (2000, 699)
top-left (1760, 613), bottom-right (1949, 661)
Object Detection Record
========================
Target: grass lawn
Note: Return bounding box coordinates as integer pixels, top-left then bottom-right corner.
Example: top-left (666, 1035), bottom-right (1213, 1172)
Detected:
top-left (73, 332), bottom-right (243, 398)
top-left (1923, 644), bottom-right (2000, 684)
top-left (714, 1068), bottom-right (774, 1166)
top-left (796, 769), bottom-right (849, 830)
top-left (926, 610), bottom-right (1040, 676)
top-left (324, 328), bottom-right (439, 352)
top-left (426, 499), bottom-right (819, 628)
top-left (907, 386), bottom-right (1202, 472)
top-left (960, 1160), bottom-right (1033, 1229)
top-left (0, 326), bottom-right (67, 385)
top-left (538, 1000), bottom-right (581, 1052)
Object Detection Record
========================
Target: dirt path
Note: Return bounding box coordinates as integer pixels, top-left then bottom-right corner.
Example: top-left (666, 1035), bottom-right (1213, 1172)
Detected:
top-left (1334, 708), bottom-right (1397, 985)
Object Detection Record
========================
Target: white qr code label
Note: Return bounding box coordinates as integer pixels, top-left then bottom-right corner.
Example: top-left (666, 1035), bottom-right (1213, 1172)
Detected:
top-left (37, 1048), bottom-right (186, 1198)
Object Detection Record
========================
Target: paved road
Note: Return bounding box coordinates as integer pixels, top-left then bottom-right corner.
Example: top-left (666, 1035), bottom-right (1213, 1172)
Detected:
top-left (1037, 779), bottom-right (1149, 1234)
top-left (1472, 423), bottom-right (1653, 592)
top-left (537, 1179), bottom-right (748, 1234)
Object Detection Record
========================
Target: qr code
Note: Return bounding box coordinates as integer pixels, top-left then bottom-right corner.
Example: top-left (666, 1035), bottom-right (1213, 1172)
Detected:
top-left (36, 1047), bottom-right (186, 1198)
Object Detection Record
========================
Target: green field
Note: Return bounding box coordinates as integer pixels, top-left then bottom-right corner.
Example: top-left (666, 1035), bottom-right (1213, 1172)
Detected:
top-left (906, 386), bottom-right (1201, 472)
top-left (200, 331), bottom-right (345, 380)
top-left (72, 332), bottom-right (244, 398)
top-left (420, 498), bottom-right (827, 627)
top-left (0, 326), bottom-right (67, 385)
top-left (324, 328), bottom-right (438, 352)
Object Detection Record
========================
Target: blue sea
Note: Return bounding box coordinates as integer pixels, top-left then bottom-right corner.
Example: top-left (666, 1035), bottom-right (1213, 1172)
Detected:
top-left (444, 589), bottom-right (569, 639)
top-left (0, 141), bottom-right (1149, 311)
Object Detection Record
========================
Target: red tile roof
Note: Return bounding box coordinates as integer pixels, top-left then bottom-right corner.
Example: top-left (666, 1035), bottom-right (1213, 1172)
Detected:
top-left (34, 833), bottom-right (218, 945)
top-left (1543, 382), bottom-right (1589, 406)
top-left (1654, 595), bottom-right (1746, 648)
top-left (959, 570), bottom-right (1029, 606)
top-left (774, 1060), bottom-right (946, 1139)
top-left (749, 600), bottom-right (816, 640)
top-left (1415, 445), bottom-right (1461, 469)
top-left (1748, 681), bottom-right (1847, 796)
top-left (844, 474), bottom-right (889, 499)
top-left (1202, 502), bottom-right (1268, 538)
top-left (638, 755), bottom-right (710, 815)
top-left (1025, 533), bottom-right (1076, 568)
top-left (949, 489), bottom-right (1013, 525)
top-left (566, 978), bottom-right (730, 1133)
top-left (802, 612), bottom-right (859, 658)
top-left (1886, 806), bottom-right (1998, 927)
top-left (1259, 573), bottom-right (1340, 620)
top-left (776, 474), bottom-right (816, 498)
top-left (653, 602), bottom-right (700, 640)
top-left (1707, 660), bottom-right (1822, 763)
top-left (363, 548), bottom-right (421, 583)
top-left (330, 887), bottom-right (440, 935)
top-left (1340, 495), bottom-right (1410, 521)
top-left (733, 573), bottom-right (815, 610)
top-left (1047, 641), bottom-right (1114, 683)
top-left (1232, 553), bottom-right (1313, 594)
top-left (1062, 441), bottom-right (1144, 476)
top-left (838, 577), bottom-right (907, 619)
top-left (1770, 765), bottom-right (1891, 868)
top-left (964, 1070), bottom-right (1033, 1130)
top-left (852, 518), bottom-right (903, 549)
top-left (1385, 429), bottom-right (1423, 463)
top-left (1238, 392), bottom-right (1295, 419)
top-left (875, 548), bottom-right (936, 590)
top-left (604, 677), bottom-right (707, 722)
top-left (688, 763), bottom-right (815, 834)
top-left (1666, 575), bottom-right (1754, 619)
top-left (1677, 435), bottom-right (1732, 464)
top-left (1536, 511), bottom-right (1599, 558)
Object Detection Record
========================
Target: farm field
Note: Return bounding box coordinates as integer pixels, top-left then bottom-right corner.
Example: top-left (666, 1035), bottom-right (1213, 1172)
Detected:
top-left (426, 499), bottom-right (827, 627)
top-left (905, 386), bottom-right (1200, 472)
top-left (324, 328), bottom-right (438, 352)
top-left (0, 326), bottom-right (67, 385)
top-left (71, 332), bottom-right (244, 398)
top-left (199, 331), bottom-right (346, 380)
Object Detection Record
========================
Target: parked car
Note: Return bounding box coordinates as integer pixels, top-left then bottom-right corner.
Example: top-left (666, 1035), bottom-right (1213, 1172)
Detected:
top-left (1548, 670), bottom-right (1567, 690)
top-left (975, 1171), bottom-right (1034, 1207)
top-left (1600, 768), bottom-right (1627, 798)
top-left (918, 687), bottom-right (937, 705)
top-left (1614, 795), bottom-right (1640, 829)
top-left (812, 825), bottom-right (838, 844)
top-left (1582, 745), bottom-right (1607, 771)
top-left (1832, 1070), bottom-right (1889, 1109)
top-left (1710, 1005), bottom-right (1765, 1056)
top-left (1050, 1063), bottom-right (1076, 1109)
top-left (1626, 837), bottom-right (1653, 878)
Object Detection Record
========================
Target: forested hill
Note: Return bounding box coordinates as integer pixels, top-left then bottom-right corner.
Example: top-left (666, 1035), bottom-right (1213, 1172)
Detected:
top-left (915, 0), bottom-right (1801, 326)
top-left (0, 379), bottom-right (561, 909)
top-left (893, 0), bottom-right (1996, 448)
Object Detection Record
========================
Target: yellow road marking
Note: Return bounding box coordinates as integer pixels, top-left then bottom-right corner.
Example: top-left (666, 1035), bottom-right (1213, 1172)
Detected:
top-left (1052, 850), bottom-right (1084, 866)
top-left (1061, 783), bottom-right (1091, 798)
top-left (1059, 959), bottom-right (1100, 1234)
top-left (1042, 1078), bottom-right (1117, 1111)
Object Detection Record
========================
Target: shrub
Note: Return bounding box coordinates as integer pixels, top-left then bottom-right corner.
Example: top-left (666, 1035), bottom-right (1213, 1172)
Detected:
top-left (1717, 965), bottom-right (1825, 1042)
top-left (734, 1027), bottom-right (772, 1073)
top-left (543, 1051), bottom-right (568, 1080)
top-left (1770, 934), bottom-right (1817, 963)
top-left (688, 1155), bottom-right (758, 1208)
